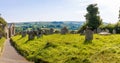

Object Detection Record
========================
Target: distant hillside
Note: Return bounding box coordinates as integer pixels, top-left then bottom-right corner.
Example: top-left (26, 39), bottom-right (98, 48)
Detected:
top-left (15, 21), bottom-right (85, 32)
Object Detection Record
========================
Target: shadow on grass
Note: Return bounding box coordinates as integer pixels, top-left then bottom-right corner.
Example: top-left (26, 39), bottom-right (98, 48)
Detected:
top-left (17, 37), bottom-right (23, 40)
top-left (83, 40), bottom-right (92, 44)
top-left (24, 39), bottom-right (35, 44)
top-left (24, 40), bottom-right (31, 43)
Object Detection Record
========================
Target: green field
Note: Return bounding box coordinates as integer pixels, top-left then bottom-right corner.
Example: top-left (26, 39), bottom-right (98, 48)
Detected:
top-left (11, 34), bottom-right (120, 63)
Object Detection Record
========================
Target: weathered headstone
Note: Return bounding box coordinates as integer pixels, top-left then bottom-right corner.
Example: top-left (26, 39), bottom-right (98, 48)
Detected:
top-left (113, 29), bottom-right (116, 34)
top-left (54, 30), bottom-right (60, 34)
top-left (85, 27), bottom-right (93, 41)
top-left (61, 27), bottom-right (68, 34)
top-left (28, 31), bottom-right (35, 40)
top-left (37, 29), bottom-right (43, 38)
top-left (83, 30), bottom-right (86, 34)
top-left (80, 30), bottom-right (85, 35)
top-left (36, 31), bottom-right (40, 38)
top-left (49, 28), bottom-right (54, 34)
top-left (93, 29), bottom-right (97, 33)
top-left (97, 28), bottom-right (101, 33)
top-left (105, 29), bottom-right (109, 32)
top-left (70, 30), bottom-right (76, 34)
top-left (43, 29), bottom-right (50, 35)
top-left (21, 31), bottom-right (26, 37)
top-left (0, 34), bottom-right (2, 39)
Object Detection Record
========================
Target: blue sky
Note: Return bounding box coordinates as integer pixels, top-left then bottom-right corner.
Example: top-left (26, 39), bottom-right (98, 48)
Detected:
top-left (0, 0), bottom-right (120, 23)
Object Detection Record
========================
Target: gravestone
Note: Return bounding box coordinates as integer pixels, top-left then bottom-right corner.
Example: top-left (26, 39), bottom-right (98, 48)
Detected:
top-left (80, 30), bottom-right (85, 35)
top-left (83, 30), bottom-right (86, 34)
top-left (42, 29), bottom-right (50, 35)
top-left (37, 29), bottom-right (43, 38)
top-left (85, 27), bottom-right (93, 41)
top-left (70, 30), bottom-right (76, 34)
top-left (61, 27), bottom-right (68, 34)
top-left (105, 29), bottom-right (109, 32)
top-left (36, 31), bottom-right (40, 38)
top-left (113, 29), bottom-right (116, 34)
top-left (0, 34), bottom-right (2, 39)
top-left (97, 28), bottom-right (101, 33)
top-left (49, 28), bottom-right (54, 34)
top-left (21, 31), bottom-right (26, 37)
top-left (93, 29), bottom-right (96, 33)
top-left (54, 30), bottom-right (60, 34)
top-left (28, 31), bottom-right (35, 40)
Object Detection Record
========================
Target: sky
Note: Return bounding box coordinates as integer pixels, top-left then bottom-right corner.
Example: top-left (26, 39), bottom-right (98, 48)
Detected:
top-left (0, 0), bottom-right (120, 23)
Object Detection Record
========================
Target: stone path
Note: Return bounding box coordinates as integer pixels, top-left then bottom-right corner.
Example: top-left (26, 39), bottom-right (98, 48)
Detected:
top-left (0, 39), bottom-right (33, 63)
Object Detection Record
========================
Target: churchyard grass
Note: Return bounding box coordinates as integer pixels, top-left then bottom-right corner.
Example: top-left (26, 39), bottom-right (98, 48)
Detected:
top-left (0, 37), bottom-right (6, 54)
top-left (11, 34), bottom-right (120, 63)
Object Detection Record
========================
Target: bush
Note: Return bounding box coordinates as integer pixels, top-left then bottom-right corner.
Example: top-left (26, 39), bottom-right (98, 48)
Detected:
top-left (99, 23), bottom-right (115, 33)
top-left (0, 37), bottom-right (6, 54)
top-left (115, 22), bottom-right (120, 33)
top-left (78, 23), bottom-right (87, 33)
top-left (99, 24), bottom-right (106, 30)
top-left (0, 37), bottom-right (5, 47)
top-left (0, 17), bottom-right (7, 38)
top-left (105, 24), bottom-right (115, 33)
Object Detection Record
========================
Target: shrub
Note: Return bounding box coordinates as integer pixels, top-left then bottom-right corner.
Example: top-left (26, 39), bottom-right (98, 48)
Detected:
top-left (105, 24), bottom-right (115, 33)
top-left (115, 22), bottom-right (120, 33)
top-left (78, 23), bottom-right (87, 33)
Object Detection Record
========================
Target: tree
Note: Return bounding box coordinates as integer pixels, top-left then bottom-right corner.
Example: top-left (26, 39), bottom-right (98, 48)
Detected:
top-left (119, 8), bottom-right (120, 21)
top-left (115, 22), bottom-right (120, 33)
top-left (85, 4), bottom-right (102, 30)
top-left (0, 17), bottom-right (7, 26)
top-left (0, 17), bottom-right (7, 38)
top-left (115, 8), bottom-right (120, 33)
top-left (105, 24), bottom-right (115, 33)
top-left (77, 23), bottom-right (87, 33)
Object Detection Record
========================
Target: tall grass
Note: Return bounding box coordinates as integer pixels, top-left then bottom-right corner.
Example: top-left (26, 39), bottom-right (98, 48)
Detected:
top-left (0, 37), bottom-right (6, 54)
top-left (11, 34), bottom-right (120, 63)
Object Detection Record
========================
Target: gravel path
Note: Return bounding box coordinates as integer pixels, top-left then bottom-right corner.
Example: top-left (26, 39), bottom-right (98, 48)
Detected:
top-left (0, 39), bottom-right (33, 63)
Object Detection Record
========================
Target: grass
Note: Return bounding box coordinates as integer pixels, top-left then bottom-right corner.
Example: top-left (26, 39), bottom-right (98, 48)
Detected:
top-left (0, 37), bottom-right (6, 54)
top-left (11, 34), bottom-right (120, 63)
